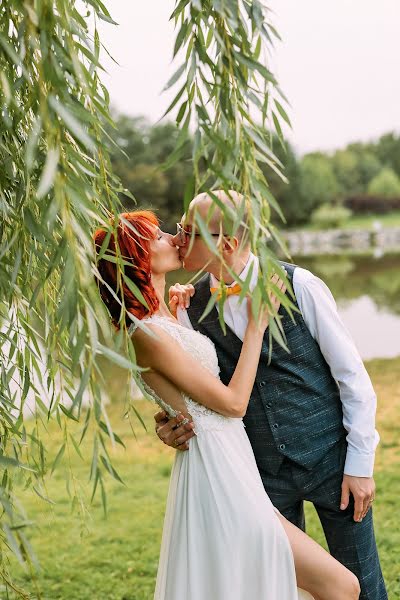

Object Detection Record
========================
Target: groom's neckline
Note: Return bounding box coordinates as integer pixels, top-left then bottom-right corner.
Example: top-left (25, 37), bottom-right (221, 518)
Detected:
top-left (209, 252), bottom-right (258, 289)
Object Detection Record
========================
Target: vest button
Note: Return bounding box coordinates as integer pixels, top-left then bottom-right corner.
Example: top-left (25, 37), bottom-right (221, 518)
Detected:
top-left (259, 381), bottom-right (266, 387)
top-left (279, 443), bottom-right (286, 450)
top-left (273, 423), bottom-right (279, 429)
top-left (266, 403), bottom-right (272, 409)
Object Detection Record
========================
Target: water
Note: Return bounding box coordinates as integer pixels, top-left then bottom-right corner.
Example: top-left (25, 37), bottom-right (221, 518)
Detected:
top-left (293, 253), bottom-right (400, 360)
top-left (168, 253), bottom-right (400, 361)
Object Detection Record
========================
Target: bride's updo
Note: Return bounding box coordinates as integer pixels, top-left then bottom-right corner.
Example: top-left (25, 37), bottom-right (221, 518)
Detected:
top-left (93, 210), bottom-right (160, 329)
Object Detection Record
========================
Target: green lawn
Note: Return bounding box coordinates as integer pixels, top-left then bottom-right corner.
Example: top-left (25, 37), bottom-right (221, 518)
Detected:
top-left (291, 211), bottom-right (400, 231)
top-left (7, 357), bottom-right (400, 599)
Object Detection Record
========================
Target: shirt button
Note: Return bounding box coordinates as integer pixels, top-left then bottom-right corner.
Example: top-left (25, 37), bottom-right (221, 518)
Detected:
top-left (259, 381), bottom-right (266, 387)
top-left (273, 423), bottom-right (279, 429)
top-left (279, 443), bottom-right (286, 450)
top-left (265, 403), bottom-right (272, 409)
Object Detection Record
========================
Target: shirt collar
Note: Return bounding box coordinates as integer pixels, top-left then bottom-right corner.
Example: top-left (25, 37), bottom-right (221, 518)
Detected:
top-left (210, 252), bottom-right (259, 290)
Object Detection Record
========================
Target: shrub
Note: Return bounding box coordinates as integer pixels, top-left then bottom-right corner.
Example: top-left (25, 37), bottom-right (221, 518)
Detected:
top-left (367, 168), bottom-right (400, 197)
top-left (344, 195), bottom-right (400, 214)
top-left (310, 204), bottom-right (352, 229)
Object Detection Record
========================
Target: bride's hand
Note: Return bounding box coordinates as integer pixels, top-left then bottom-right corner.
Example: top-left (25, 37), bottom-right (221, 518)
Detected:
top-left (168, 283), bottom-right (195, 317)
top-left (247, 274), bottom-right (286, 332)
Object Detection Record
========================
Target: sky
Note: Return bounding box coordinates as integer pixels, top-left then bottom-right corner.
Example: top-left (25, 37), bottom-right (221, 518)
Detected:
top-left (97, 0), bottom-right (400, 155)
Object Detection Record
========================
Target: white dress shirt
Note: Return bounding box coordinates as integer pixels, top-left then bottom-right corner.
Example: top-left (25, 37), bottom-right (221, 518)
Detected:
top-left (177, 253), bottom-right (380, 478)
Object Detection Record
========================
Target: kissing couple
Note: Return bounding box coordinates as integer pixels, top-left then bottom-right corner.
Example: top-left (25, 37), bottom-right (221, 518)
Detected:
top-left (94, 190), bottom-right (387, 600)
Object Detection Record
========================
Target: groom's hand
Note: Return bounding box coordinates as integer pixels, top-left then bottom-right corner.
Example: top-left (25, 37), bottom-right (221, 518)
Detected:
top-left (154, 410), bottom-right (196, 451)
top-left (168, 283), bottom-right (195, 317)
top-left (340, 474), bottom-right (376, 522)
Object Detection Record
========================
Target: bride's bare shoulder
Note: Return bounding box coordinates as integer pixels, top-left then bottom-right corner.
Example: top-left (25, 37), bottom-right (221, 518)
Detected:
top-left (131, 319), bottom-right (180, 361)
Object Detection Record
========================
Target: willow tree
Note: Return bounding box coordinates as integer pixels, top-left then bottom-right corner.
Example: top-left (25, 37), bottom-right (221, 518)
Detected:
top-left (0, 0), bottom-right (291, 592)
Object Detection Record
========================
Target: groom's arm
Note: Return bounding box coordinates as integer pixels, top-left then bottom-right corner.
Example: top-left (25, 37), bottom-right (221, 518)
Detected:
top-left (293, 267), bottom-right (378, 522)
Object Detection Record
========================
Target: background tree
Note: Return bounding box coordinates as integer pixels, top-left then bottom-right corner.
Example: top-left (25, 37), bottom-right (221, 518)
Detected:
top-left (299, 153), bottom-right (340, 213)
top-left (331, 149), bottom-right (362, 198)
top-left (374, 132), bottom-right (400, 178)
top-left (106, 118), bottom-right (400, 229)
top-left (346, 143), bottom-right (382, 190)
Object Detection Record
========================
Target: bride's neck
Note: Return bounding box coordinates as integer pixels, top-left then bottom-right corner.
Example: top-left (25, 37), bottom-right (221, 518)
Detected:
top-left (152, 273), bottom-right (173, 318)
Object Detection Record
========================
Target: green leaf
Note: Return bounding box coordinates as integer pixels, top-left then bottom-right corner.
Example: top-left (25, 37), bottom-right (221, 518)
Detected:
top-left (100, 455), bottom-right (125, 485)
top-left (0, 70), bottom-right (12, 103)
top-left (100, 477), bottom-right (107, 517)
top-left (3, 524), bottom-right (24, 566)
top-left (71, 365), bottom-right (91, 412)
top-left (174, 20), bottom-right (190, 57)
top-left (24, 208), bottom-right (47, 242)
top-left (162, 63), bottom-right (186, 91)
top-left (97, 343), bottom-right (141, 371)
top-left (194, 214), bottom-right (220, 257)
top-left (99, 421), bottom-right (125, 448)
top-left (176, 100), bottom-right (188, 125)
top-left (37, 147), bottom-right (60, 198)
top-left (51, 443), bottom-right (66, 474)
top-left (48, 95), bottom-right (96, 152)
top-left (32, 485), bottom-right (56, 505)
top-left (0, 455), bottom-right (36, 472)
top-left (217, 298), bottom-right (227, 335)
top-left (25, 117), bottom-right (42, 172)
top-left (235, 53), bottom-right (277, 84)
top-left (123, 273), bottom-right (150, 310)
top-left (129, 400), bottom-right (148, 432)
top-left (274, 99), bottom-right (292, 127)
top-left (97, 12), bottom-right (119, 25)
top-left (160, 82), bottom-right (187, 119)
top-left (268, 314), bottom-right (289, 353)
top-left (198, 291), bottom-right (219, 323)
top-left (69, 434), bottom-right (84, 460)
top-left (59, 405), bottom-right (80, 422)
top-left (0, 33), bottom-right (28, 78)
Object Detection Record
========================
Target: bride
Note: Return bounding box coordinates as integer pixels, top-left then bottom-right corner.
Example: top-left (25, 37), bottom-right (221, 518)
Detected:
top-left (93, 210), bottom-right (360, 600)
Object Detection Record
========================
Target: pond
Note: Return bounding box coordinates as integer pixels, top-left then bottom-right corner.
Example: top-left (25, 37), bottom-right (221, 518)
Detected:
top-left (293, 253), bottom-right (400, 360)
top-left (167, 253), bottom-right (400, 361)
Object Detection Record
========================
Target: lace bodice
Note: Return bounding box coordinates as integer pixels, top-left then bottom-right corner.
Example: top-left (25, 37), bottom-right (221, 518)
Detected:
top-left (130, 314), bottom-right (240, 433)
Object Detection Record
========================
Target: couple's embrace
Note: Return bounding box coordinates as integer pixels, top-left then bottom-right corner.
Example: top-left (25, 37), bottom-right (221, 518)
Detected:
top-left (94, 190), bottom-right (387, 600)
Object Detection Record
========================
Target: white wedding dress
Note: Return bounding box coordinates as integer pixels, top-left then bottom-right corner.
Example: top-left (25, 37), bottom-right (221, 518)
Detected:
top-left (136, 315), bottom-right (313, 600)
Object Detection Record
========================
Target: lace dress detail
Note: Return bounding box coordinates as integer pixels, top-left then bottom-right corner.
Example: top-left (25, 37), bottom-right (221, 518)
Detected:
top-left (129, 316), bottom-right (311, 600)
top-left (130, 314), bottom-right (240, 433)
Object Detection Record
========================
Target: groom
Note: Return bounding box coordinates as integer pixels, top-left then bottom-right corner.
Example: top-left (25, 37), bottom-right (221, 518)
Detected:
top-left (154, 190), bottom-right (387, 600)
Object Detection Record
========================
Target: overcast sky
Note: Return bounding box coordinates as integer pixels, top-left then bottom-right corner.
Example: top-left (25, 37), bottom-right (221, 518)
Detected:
top-left (97, 0), bottom-right (400, 154)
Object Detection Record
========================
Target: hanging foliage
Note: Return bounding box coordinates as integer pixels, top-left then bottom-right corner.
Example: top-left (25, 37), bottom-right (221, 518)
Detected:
top-left (0, 0), bottom-right (290, 593)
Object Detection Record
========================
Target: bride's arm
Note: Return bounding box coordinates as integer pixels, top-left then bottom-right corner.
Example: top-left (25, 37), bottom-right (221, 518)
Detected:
top-left (133, 284), bottom-right (284, 418)
top-left (134, 319), bottom-right (263, 418)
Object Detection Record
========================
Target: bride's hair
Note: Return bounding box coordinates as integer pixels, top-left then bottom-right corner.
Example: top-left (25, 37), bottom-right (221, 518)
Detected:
top-left (93, 210), bottom-right (160, 329)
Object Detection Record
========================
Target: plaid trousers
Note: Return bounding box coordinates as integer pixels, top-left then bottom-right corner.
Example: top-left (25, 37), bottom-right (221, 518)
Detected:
top-left (259, 439), bottom-right (387, 600)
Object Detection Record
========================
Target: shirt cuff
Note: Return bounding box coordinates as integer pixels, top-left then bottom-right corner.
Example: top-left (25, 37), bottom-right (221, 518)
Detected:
top-left (344, 450), bottom-right (376, 478)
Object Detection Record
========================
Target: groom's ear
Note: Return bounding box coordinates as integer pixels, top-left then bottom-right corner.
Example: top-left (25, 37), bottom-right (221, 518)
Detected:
top-left (222, 236), bottom-right (239, 254)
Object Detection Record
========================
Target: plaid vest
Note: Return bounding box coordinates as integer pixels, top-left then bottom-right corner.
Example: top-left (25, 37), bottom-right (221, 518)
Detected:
top-left (187, 262), bottom-right (346, 475)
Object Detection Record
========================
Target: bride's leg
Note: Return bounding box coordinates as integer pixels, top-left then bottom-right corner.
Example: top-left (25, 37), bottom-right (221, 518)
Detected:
top-left (277, 513), bottom-right (360, 600)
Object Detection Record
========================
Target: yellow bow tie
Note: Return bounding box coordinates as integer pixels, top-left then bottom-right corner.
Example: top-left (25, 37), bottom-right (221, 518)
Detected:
top-left (210, 283), bottom-right (242, 301)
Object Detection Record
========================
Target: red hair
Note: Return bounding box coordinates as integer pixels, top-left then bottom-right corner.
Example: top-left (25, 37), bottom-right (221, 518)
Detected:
top-left (93, 211), bottom-right (160, 329)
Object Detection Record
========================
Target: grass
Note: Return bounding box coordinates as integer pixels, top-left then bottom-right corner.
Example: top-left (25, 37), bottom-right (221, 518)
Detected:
top-left (6, 357), bottom-right (400, 599)
top-left (291, 211), bottom-right (400, 231)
